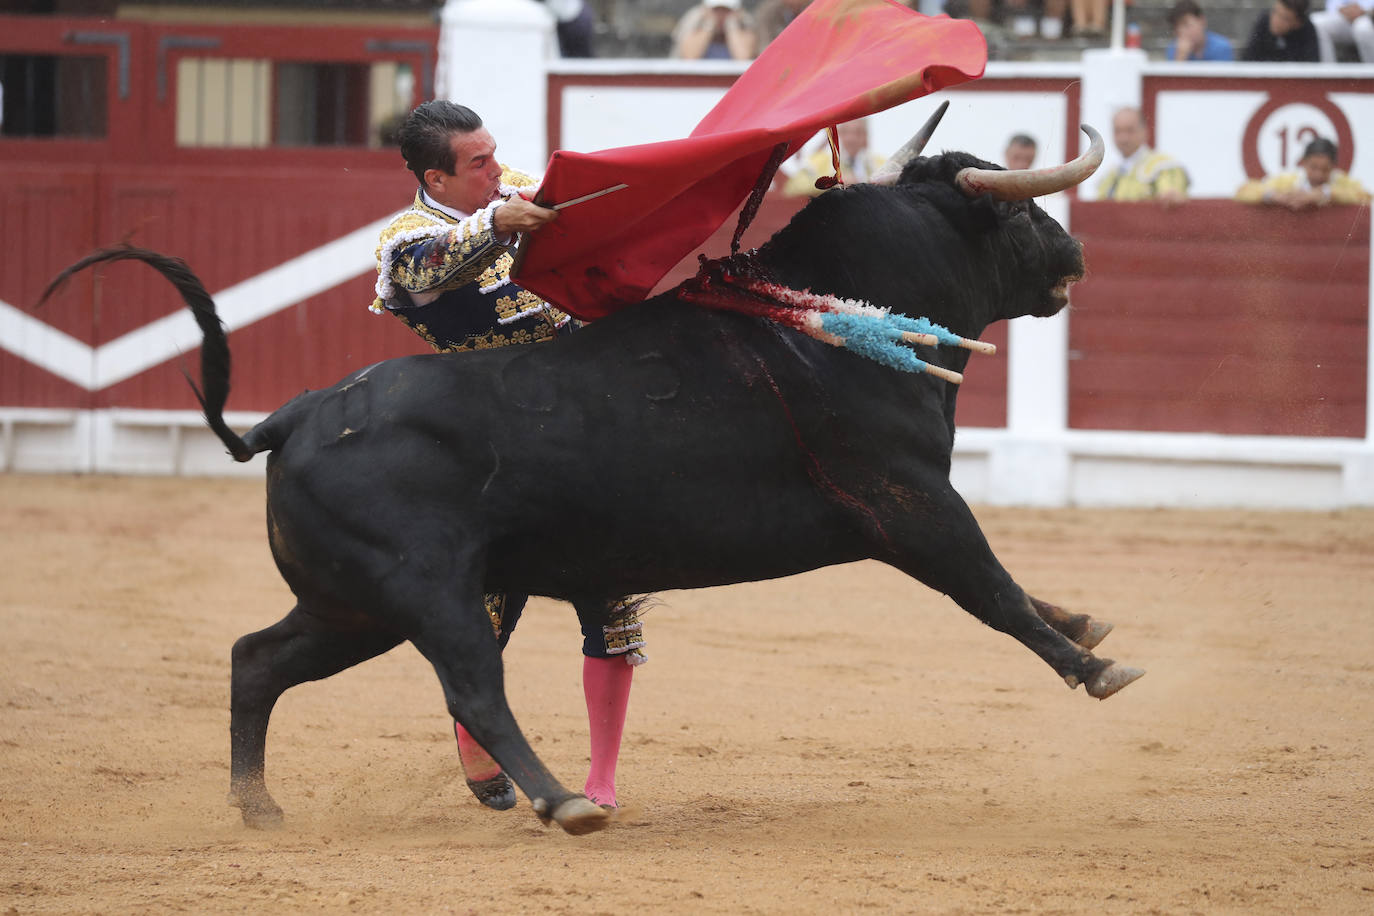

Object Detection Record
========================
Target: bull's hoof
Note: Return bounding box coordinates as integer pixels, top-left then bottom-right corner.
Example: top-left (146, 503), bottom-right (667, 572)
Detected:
top-left (1076, 619), bottom-right (1114, 650)
top-left (466, 773), bottom-right (517, 810)
top-left (1086, 662), bottom-right (1145, 700)
top-left (552, 796), bottom-right (613, 835)
top-left (531, 796), bottom-right (612, 835)
top-left (228, 789), bottom-right (284, 830)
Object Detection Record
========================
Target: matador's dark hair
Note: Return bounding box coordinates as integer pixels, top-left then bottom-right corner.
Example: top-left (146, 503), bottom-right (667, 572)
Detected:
top-left (398, 100), bottom-right (484, 184)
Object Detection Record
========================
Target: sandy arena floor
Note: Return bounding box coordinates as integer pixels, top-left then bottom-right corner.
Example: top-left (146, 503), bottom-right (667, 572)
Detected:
top-left (2, 474), bottom-right (1373, 913)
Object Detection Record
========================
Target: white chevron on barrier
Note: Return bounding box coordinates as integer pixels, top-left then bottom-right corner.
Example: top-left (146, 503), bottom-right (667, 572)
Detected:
top-left (0, 301), bottom-right (94, 389)
top-left (0, 214), bottom-right (395, 392)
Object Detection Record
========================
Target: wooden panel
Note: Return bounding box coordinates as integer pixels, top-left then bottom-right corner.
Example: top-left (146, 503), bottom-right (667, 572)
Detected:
top-left (89, 164), bottom-right (417, 410)
top-left (143, 20), bottom-right (433, 168)
top-left (0, 15), bottom-right (148, 165)
top-left (0, 351), bottom-right (90, 409)
top-left (1081, 237), bottom-right (1367, 283)
top-left (1070, 394), bottom-right (1361, 439)
top-left (0, 166), bottom-right (99, 343)
top-left (950, 320), bottom-right (1007, 428)
top-left (1068, 200), bottom-right (1369, 438)
top-left (95, 274), bottom-right (431, 412)
top-left (0, 164), bottom-right (99, 408)
top-left (0, 14), bottom-right (443, 414)
top-left (1072, 276), bottom-right (1368, 323)
top-left (213, 285), bottom-right (432, 410)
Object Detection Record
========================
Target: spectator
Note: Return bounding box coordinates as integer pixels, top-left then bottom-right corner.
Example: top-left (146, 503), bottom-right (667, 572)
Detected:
top-left (540, 0), bottom-right (596, 58)
top-left (943, 0), bottom-right (1012, 58)
top-left (671, 0), bottom-right (758, 60)
top-left (1311, 0), bottom-right (1374, 61)
top-left (1095, 106), bottom-right (1189, 205)
top-left (1006, 0), bottom-right (1068, 39)
top-left (1004, 133), bottom-right (1038, 170)
top-left (755, 0), bottom-right (812, 51)
top-left (945, 0), bottom-right (995, 21)
top-left (1167, 0), bottom-right (1235, 60)
top-left (1235, 137), bottom-right (1372, 208)
top-left (783, 119), bottom-right (886, 196)
top-left (1242, 0), bottom-right (1322, 60)
top-left (1046, 0), bottom-right (1070, 39)
top-left (1070, 0), bottom-right (1110, 37)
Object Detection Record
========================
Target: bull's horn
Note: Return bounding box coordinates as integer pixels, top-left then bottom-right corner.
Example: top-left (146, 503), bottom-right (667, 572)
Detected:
top-left (869, 100), bottom-right (950, 186)
top-left (954, 124), bottom-right (1105, 200)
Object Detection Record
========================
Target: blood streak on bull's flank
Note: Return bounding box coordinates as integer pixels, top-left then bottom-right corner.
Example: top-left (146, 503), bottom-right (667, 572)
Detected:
top-left (754, 359), bottom-right (891, 546)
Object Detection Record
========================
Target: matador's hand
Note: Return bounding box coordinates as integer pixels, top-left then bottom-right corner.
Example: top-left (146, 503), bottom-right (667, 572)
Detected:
top-left (493, 197), bottom-right (558, 236)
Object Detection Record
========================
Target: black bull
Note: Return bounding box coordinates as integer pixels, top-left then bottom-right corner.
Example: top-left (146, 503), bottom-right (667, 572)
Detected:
top-left (49, 148), bottom-right (1143, 836)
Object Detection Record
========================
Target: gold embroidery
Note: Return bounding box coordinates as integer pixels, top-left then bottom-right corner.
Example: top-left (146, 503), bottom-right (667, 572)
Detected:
top-left (500, 165), bottom-right (538, 189)
top-left (483, 594), bottom-right (505, 637)
top-left (602, 600), bottom-right (646, 655)
top-left (477, 252), bottom-right (513, 291)
top-left (393, 314), bottom-right (442, 350)
top-left (495, 289), bottom-right (547, 321)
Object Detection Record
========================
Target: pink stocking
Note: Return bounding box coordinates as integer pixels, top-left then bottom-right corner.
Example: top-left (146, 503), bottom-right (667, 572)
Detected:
top-left (453, 721), bottom-right (502, 782)
top-left (582, 655), bottom-right (634, 807)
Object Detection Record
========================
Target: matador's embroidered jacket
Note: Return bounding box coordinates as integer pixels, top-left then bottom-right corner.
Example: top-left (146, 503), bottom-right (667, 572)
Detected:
top-left (370, 165), bottom-right (573, 351)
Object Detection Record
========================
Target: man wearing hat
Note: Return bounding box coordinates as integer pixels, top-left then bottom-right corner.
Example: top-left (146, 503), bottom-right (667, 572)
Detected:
top-left (755, 0), bottom-right (812, 50)
top-left (672, 0), bottom-right (759, 59)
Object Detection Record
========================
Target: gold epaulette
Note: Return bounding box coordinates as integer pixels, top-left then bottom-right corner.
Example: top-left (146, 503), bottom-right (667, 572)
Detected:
top-left (375, 205), bottom-right (451, 257)
top-left (500, 165), bottom-right (539, 190)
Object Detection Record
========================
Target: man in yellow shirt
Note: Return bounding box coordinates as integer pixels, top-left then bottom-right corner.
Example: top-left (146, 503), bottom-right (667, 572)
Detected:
top-left (1095, 106), bottom-right (1190, 204)
top-left (1235, 137), bottom-right (1373, 209)
top-left (783, 119), bottom-right (886, 196)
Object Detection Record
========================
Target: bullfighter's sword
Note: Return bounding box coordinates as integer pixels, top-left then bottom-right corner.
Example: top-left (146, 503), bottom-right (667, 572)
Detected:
top-left (549, 183), bottom-right (628, 210)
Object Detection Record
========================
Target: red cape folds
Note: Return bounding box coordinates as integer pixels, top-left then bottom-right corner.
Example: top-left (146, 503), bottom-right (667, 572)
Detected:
top-left (513, 0), bottom-right (986, 321)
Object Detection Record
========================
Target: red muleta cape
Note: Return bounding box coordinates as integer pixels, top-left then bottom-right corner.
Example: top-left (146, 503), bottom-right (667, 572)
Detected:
top-left (513, 0), bottom-right (986, 321)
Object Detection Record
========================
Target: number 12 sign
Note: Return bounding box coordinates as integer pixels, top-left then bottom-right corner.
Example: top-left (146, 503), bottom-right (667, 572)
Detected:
top-left (1242, 92), bottom-right (1355, 180)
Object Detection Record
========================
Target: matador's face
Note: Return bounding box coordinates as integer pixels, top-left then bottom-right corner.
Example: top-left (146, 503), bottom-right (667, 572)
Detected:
top-left (425, 127), bottom-right (505, 215)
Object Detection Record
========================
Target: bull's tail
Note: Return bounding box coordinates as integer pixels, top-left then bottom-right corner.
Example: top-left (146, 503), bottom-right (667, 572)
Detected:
top-left (39, 244), bottom-right (259, 462)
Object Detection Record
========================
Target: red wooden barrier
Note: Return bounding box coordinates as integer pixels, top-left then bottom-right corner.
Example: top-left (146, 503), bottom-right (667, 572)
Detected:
top-left (0, 164), bottom-right (432, 412)
top-left (0, 15), bottom-right (438, 413)
top-left (1068, 200), bottom-right (1369, 438)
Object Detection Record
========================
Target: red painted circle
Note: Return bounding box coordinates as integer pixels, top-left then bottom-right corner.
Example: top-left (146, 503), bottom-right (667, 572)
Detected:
top-left (1241, 91), bottom-right (1354, 179)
